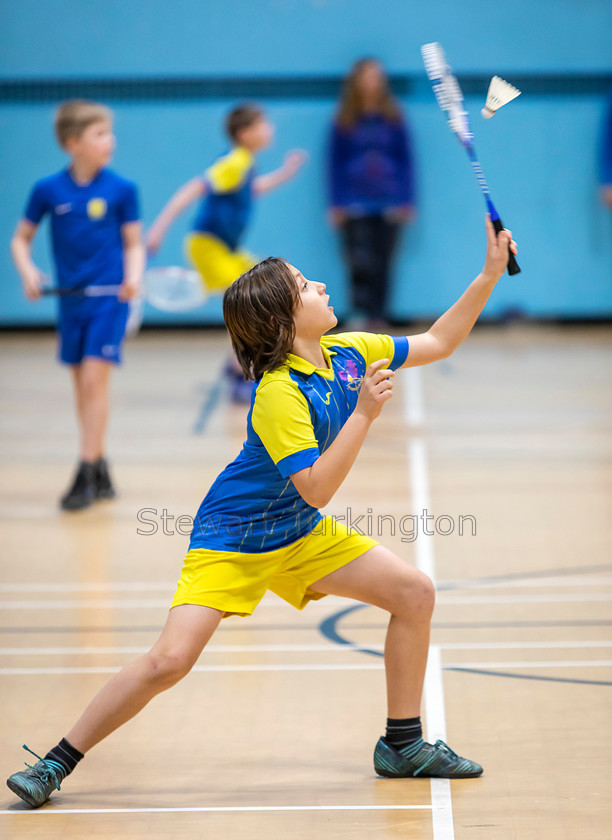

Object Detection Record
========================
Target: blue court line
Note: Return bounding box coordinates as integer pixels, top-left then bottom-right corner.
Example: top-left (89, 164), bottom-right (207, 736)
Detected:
top-left (317, 594), bottom-right (612, 687)
top-left (436, 563), bottom-right (612, 592)
top-left (446, 667), bottom-right (612, 688)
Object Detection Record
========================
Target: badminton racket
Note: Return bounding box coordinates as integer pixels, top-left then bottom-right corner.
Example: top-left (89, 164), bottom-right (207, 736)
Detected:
top-left (421, 42), bottom-right (520, 275)
top-left (41, 268), bottom-right (206, 312)
top-left (143, 266), bottom-right (207, 313)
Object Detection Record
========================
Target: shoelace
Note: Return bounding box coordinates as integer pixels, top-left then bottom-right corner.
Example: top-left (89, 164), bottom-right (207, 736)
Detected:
top-left (22, 745), bottom-right (63, 792)
top-left (412, 740), bottom-right (459, 776)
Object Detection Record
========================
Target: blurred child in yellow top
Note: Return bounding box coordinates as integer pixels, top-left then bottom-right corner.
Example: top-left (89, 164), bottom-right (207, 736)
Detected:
top-left (147, 103), bottom-right (307, 292)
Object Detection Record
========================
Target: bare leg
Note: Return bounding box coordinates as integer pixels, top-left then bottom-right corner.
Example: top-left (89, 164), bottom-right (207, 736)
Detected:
top-left (66, 605), bottom-right (223, 754)
top-left (310, 545), bottom-right (435, 718)
top-left (70, 358), bottom-right (113, 462)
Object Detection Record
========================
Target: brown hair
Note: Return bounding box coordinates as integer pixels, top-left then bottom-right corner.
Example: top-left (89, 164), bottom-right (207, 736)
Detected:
top-left (335, 58), bottom-right (401, 130)
top-left (225, 103), bottom-right (264, 141)
top-left (54, 99), bottom-right (113, 148)
top-left (223, 258), bottom-right (300, 381)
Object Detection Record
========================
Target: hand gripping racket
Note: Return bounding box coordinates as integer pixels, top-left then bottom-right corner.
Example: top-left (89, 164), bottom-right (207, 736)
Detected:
top-left (421, 42), bottom-right (520, 275)
top-left (40, 267), bottom-right (207, 335)
top-left (40, 283), bottom-right (143, 336)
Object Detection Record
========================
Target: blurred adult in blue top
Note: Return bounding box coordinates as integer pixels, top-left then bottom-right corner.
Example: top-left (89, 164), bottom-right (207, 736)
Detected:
top-left (600, 86), bottom-right (612, 210)
top-left (327, 58), bottom-right (415, 330)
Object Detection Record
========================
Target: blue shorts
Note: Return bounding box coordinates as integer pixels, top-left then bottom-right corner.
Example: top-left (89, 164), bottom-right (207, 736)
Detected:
top-left (58, 299), bottom-right (130, 366)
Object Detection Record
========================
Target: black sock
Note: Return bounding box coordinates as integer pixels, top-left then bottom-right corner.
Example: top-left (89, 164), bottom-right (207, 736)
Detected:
top-left (44, 738), bottom-right (84, 778)
top-left (385, 717), bottom-right (423, 750)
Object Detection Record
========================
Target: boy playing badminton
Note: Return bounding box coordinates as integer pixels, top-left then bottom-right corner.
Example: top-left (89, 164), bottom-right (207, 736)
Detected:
top-left (7, 217), bottom-right (517, 806)
top-left (147, 103), bottom-right (306, 401)
top-left (147, 103), bottom-right (306, 292)
top-left (11, 100), bottom-right (144, 510)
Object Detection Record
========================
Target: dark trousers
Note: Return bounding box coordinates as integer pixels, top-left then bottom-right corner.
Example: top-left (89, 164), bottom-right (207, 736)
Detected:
top-left (341, 215), bottom-right (399, 321)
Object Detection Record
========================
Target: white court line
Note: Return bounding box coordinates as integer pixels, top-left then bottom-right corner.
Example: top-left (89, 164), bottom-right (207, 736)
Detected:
top-left (425, 646), bottom-right (454, 838)
top-left (0, 804), bottom-right (432, 816)
top-left (407, 366), bottom-right (454, 840)
top-left (1, 574), bottom-right (610, 593)
top-left (0, 664), bottom-right (385, 675)
top-left (0, 599), bottom-right (170, 610)
top-left (1, 659), bottom-right (611, 676)
top-left (1, 592), bottom-right (610, 610)
top-left (446, 659), bottom-right (612, 670)
top-left (409, 439), bottom-right (436, 583)
top-left (404, 365), bottom-right (425, 427)
top-left (0, 594), bottom-right (348, 611)
top-left (435, 593), bottom-right (612, 604)
top-left (446, 576), bottom-right (612, 589)
top-left (1, 640), bottom-right (611, 656)
top-left (0, 582), bottom-right (176, 593)
top-left (434, 640), bottom-right (612, 651)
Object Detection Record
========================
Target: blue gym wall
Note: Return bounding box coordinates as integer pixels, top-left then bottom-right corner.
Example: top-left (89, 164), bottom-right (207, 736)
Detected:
top-left (1, 0), bottom-right (611, 326)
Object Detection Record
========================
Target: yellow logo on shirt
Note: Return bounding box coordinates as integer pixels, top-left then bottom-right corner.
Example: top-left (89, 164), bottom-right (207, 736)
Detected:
top-left (87, 198), bottom-right (107, 220)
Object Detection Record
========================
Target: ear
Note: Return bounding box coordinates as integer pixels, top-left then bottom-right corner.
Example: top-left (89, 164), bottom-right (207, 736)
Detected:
top-left (64, 135), bottom-right (79, 155)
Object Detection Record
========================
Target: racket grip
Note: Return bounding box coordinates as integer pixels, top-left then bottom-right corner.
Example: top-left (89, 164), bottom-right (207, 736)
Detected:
top-left (492, 218), bottom-right (521, 275)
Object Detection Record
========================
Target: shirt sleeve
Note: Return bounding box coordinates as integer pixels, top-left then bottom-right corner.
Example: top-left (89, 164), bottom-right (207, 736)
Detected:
top-left (117, 182), bottom-right (140, 225)
top-left (23, 182), bottom-right (49, 225)
top-left (251, 379), bottom-right (320, 478)
top-left (329, 332), bottom-right (409, 370)
top-left (204, 148), bottom-right (252, 194)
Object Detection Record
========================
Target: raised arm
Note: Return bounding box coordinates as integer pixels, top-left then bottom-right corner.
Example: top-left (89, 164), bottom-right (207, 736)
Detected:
top-left (146, 177), bottom-right (206, 255)
top-left (253, 150), bottom-right (308, 196)
top-left (11, 219), bottom-right (44, 301)
top-left (290, 359), bottom-right (394, 508)
top-left (399, 216), bottom-right (517, 368)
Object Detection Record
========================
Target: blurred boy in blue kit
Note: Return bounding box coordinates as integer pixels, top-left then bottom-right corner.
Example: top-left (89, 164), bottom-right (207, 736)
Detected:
top-left (11, 100), bottom-right (145, 511)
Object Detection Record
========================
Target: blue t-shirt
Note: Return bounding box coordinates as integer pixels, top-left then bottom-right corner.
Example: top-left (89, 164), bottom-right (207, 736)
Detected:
top-left (24, 168), bottom-right (140, 292)
top-left (328, 114), bottom-right (415, 214)
top-left (600, 87), bottom-right (612, 185)
top-left (189, 332), bottom-right (409, 554)
top-left (192, 147), bottom-right (255, 251)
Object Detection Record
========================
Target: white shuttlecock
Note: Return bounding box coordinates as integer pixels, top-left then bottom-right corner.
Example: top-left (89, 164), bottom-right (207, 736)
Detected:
top-left (481, 76), bottom-right (521, 118)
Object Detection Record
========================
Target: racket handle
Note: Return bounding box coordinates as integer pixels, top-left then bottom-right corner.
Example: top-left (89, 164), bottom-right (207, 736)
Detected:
top-left (491, 218), bottom-right (521, 276)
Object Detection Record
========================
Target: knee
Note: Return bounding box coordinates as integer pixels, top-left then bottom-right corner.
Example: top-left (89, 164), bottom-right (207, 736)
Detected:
top-left (391, 571), bottom-right (436, 620)
top-left (145, 649), bottom-right (194, 688)
top-left (80, 376), bottom-right (107, 403)
top-left (78, 365), bottom-right (110, 401)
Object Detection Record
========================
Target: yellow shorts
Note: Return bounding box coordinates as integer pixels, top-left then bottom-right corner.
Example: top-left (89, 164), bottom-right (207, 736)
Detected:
top-left (171, 517), bottom-right (378, 617)
top-left (185, 232), bottom-right (257, 293)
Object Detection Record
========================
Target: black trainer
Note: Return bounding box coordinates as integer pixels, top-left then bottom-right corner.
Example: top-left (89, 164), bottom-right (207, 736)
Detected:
top-left (94, 457), bottom-right (116, 500)
top-left (60, 462), bottom-right (97, 511)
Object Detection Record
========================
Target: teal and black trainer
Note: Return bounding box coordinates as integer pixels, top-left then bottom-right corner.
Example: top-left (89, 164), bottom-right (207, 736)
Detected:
top-left (6, 745), bottom-right (64, 808)
top-left (374, 737), bottom-right (483, 779)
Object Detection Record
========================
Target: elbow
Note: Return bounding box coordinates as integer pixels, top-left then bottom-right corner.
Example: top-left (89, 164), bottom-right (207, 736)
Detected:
top-left (298, 489), bottom-right (331, 509)
top-left (10, 235), bottom-right (24, 258)
top-left (427, 331), bottom-right (453, 361)
top-left (293, 479), bottom-right (332, 509)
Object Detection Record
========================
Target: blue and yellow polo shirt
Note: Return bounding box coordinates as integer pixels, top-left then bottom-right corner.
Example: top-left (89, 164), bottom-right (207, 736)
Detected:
top-left (189, 332), bottom-right (409, 554)
top-left (192, 146), bottom-right (255, 251)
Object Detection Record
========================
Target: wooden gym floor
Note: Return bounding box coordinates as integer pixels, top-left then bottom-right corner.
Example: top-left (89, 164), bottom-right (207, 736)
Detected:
top-left (0, 324), bottom-right (610, 839)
